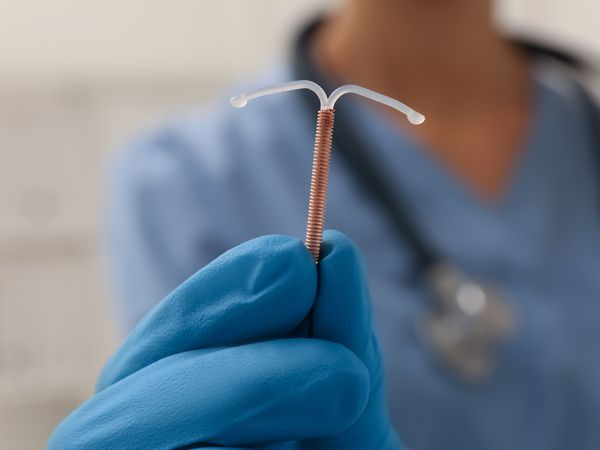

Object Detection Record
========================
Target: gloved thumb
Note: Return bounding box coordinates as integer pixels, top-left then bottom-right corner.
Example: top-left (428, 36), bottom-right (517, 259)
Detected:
top-left (308, 229), bottom-right (402, 449)
top-left (312, 229), bottom-right (380, 371)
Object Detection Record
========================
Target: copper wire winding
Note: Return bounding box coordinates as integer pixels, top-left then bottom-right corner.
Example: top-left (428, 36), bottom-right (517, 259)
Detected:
top-left (305, 108), bottom-right (335, 262)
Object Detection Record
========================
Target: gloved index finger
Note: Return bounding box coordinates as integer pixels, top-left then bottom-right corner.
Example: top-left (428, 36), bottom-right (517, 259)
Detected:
top-left (98, 234), bottom-right (316, 391)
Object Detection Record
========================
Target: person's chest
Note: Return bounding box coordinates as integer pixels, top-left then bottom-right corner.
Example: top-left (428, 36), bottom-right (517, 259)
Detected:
top-left (320, 67), bottom-right (600, 449)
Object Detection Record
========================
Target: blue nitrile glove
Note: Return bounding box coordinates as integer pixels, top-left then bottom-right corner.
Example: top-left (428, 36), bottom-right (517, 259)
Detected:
top-left (48, 231), bottom-right (402, 450)
top-left (295, 230), bottom-right (403, 450)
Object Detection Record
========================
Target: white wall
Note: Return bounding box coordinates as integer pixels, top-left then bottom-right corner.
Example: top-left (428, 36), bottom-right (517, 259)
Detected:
top-left (0, 1), bottom-right (599, 449)
top-left (500, 0), bottom-right (600, 54)
top-left (0, 0), bottom-right (330, 81)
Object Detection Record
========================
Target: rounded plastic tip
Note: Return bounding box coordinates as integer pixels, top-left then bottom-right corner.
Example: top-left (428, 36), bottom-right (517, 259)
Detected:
top-left (408, 111), bottom-right (426, 125)
top-left (229, 96), bottom-right (247, 108)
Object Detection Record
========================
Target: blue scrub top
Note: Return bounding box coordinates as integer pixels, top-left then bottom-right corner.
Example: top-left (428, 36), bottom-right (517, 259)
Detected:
top-left (107, 59), bottom-right (600, 449)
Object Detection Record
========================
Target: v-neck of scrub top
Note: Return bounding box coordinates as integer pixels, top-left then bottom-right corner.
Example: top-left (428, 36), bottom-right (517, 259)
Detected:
top-left (339, 62), bottom-right (598, 283)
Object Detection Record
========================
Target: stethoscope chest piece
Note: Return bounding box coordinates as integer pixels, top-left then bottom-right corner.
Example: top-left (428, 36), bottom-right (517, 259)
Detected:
top-left (422, 263), bottom-right (516, 382)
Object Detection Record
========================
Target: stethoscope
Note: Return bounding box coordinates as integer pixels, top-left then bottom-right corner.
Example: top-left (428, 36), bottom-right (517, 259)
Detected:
top-left (291, 19), bottom-right (600, 382)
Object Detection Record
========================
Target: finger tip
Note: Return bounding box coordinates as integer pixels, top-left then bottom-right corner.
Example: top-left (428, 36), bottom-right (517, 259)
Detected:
top-left (320, 345), bottom-right (370, 433)
top-left (246, 234), bottom-right (311, 262)
top-left (213, 234), bottom-right (316, 285)
top-left (252, 234), bottom-right (316, 285)
top-left (319, 230), bottom-right (365, 277)
top-left (322, 228), bottom-right (352, 246)
top-left (281, 340), bottom-right (370, 435)
top-left (320, 230), bottom-right (361, 261)
top-left (238, 234), bottom-right (317, 319)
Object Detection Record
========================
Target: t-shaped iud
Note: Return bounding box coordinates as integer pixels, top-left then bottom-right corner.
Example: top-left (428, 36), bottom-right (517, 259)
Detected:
top-left (231, 80), bottom-right (425, 262)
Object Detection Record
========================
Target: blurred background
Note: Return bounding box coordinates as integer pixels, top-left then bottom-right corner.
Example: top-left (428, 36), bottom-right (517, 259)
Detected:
top-left (1, 1), bottom-right (600, 448)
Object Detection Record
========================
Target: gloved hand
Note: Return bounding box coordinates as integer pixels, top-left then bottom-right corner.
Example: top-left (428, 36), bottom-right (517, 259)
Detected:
top-left (48, 231), bottom-right (403, 450)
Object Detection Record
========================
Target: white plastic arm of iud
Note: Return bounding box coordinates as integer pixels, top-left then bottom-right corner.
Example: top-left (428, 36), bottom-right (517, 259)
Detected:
top-left (230, 80), bottom-right (425, 125)
top-left (327, 84), bottom-right (425, 125)
top-left (230, 80), bottom-right (328, 109)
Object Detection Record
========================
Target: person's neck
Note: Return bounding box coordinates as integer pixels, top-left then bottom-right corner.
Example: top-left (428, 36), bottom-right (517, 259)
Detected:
top-left (313, 0), bottom-right (530, 116)
top-left (311, 0), bottom-right (534, 201)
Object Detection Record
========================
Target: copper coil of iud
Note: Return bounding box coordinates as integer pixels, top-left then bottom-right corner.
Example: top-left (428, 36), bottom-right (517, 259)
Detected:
top-left (305, 108), bottom-right (335, 262)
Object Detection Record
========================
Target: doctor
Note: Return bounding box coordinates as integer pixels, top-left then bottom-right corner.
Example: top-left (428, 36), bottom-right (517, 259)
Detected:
top-left (51, 0), bottom-right (600, 448)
